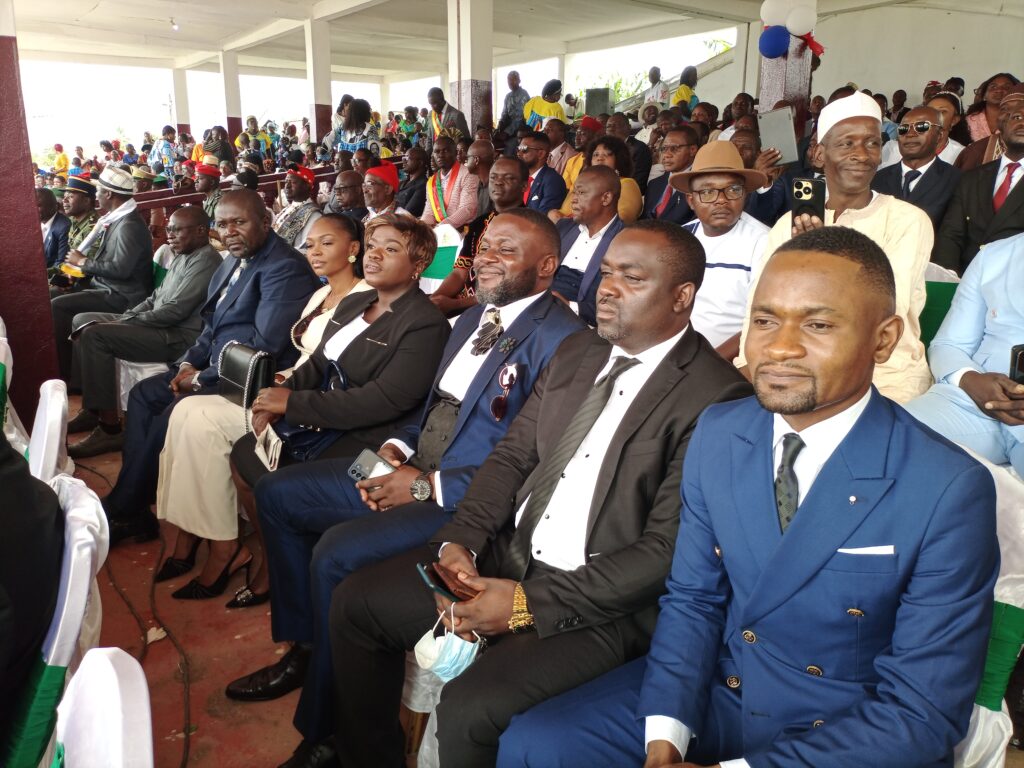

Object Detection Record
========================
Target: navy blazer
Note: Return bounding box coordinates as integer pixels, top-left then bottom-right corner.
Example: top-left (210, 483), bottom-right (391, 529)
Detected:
top-left (642, 173), bottom-right (694, 225)
top-left (43, 213), bottom-right (70, 268)
top-left (179, 231), bottom-right (320, 386)
top-left (554, 216), bottom-right (626, 326)
top-left (744, 176), bottom-right (791, 228)
top-left (871, 158), bottom-right (961, 232)
top-left (639, 390), bottom-right (998, 767)
top-left (393, 293), bottom-right (586, 510)
top-left (527, 165), bottom-right (567, 214)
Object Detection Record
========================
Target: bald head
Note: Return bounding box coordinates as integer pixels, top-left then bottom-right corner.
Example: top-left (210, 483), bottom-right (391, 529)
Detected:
top-left (578, 164), bottom-right (621, 197)
top-left (215, 189), bottom-right (272, 258)
top-left (467, 140), bottom-right (495, 174)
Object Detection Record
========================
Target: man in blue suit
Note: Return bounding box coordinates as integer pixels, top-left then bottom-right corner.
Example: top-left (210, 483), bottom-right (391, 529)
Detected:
top-left (904, 231), bottom-right (1024, 476)
top-left (36, 188), bottom-right (70, 268)
top-left (101, 189), bottom-right (320, 544)
top-left (498, 226), bottom-right (999, 768)
top-left (551, 165), bottom-right (625, 326)
top-left (642, 125), bottom-right (698, 226)
top-left (519, 132), bottom-right (567, 214)
top-left (224, 209), bottom-right (586, 767)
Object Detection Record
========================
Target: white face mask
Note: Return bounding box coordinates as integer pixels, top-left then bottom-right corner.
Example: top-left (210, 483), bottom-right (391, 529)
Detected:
top-left (414, 606), bottom-right (484, 683)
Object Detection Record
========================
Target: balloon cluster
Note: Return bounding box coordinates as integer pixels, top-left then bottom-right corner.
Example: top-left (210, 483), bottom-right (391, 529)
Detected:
top-left (758, 0), bottom-right (819, 59)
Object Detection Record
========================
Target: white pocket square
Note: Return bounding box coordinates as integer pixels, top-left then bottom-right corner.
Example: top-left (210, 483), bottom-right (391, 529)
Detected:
top-left (837, 545), bottom-right (895, 555)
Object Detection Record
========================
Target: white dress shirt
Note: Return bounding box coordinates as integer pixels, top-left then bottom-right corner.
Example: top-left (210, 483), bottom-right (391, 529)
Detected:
top-left (644, 389), bottom-right (872, 766)
top-left (41, 212), bottom-right (57, 242)
top-left (994, 153), bottom-right (1023, 198)
top-left (390, 293), bottom-right (541, 506)
top-left (562, 217), bottom-right (616, 273)
top-left (515, 326), bottom-right (687, 571)
top-left (900, 157), bottom-right (936, 195)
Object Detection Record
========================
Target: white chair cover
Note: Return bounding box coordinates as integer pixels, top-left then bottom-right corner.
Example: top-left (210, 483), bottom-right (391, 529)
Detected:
top-left (925, 261), bottom-right (961, 283)
top-left (954, 701), bottom-right (1012, 768)
top-left (54, 648), bottom-right (153, 768)
top-left (402, 652), bottom-right (444, 768)
top-left (28, 379), bottom-right (70, 482)
top-left (115, 362), bottom-right (169, 412)
top-left (1, 337), bottom-right (31, 457)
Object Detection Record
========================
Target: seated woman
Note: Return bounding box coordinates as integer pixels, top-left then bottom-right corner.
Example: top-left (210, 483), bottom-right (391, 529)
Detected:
top-left (154, 213), bottom-right (449, 603)
top-left (553, 135), bottom-right (642, 224)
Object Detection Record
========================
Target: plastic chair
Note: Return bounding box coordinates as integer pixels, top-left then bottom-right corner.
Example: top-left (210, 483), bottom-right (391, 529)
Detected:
top-left (52, 648), bottom-right (153, 768)
top-left (1, 475), bottom-right (109, 768)
top-left (28, 379), bottom-right (71, 482)
top-left (115, 362), bottom-right (169, 412)
top-left (1, 337), bottom-right (31, 458)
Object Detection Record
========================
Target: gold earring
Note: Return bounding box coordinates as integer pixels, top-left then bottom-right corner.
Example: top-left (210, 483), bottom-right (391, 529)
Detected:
top-left (348, 254), bottom-right (357, 263)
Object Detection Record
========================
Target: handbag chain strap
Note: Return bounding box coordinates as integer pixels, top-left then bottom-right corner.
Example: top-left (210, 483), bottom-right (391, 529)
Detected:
top-left (243, 349), bottom-right (270, 434)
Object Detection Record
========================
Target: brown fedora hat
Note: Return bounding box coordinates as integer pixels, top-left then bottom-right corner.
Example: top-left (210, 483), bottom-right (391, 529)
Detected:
top-left (670, 141), bottom-right (768, 194)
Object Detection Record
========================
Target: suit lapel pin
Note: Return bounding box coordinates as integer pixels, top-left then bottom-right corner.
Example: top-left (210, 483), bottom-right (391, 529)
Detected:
top-left (498, 337), bottom-right (518, 353)
top-left (849, 495), bottom-right (857, 505)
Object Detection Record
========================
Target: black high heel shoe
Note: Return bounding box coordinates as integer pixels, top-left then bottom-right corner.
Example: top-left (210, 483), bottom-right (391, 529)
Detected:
top-left (155, 537), bottom-right (202, 583)
top-left (171, 543), bottom-right (252, 600)
top-left (225, 562), bottom-right (271, 608)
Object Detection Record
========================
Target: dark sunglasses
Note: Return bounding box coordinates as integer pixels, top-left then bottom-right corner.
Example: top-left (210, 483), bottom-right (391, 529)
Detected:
top-left (489, 364), bottom-right (519, 421)
top-left (897, 121), bottom-right (940, 135)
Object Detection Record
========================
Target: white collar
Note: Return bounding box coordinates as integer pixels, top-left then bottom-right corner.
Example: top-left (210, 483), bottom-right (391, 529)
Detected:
top-left (900, 157), bottom-right (936, 177)
top-left (482, 292), bottom-right (543, 331)
top-left (999, 153), bottom-right (1023, 173)
top-left (578, 215), bottom-right (617, 240)
top-left (608, 324), bottom-right (689, 371)
top-left (772, 388), bottom-right (872, 456)
top-left (42, 213), bottom-right (57, 228)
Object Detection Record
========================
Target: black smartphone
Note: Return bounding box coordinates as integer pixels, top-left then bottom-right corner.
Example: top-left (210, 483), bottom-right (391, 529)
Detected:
top-left (1011, 344), bottom-right (1024, 385)
top-left (790, 177), bottom-right (827, 222)
top-left (416, 562), bottom-right (461, 602)
top-left (347, 448), bottom-right (396, 483)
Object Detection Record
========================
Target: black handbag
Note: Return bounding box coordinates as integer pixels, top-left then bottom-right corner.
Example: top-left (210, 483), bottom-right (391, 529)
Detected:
top-left (217, 341), bottom-right (275, 411)
top-left (270, 360), bottom-right (346, 461)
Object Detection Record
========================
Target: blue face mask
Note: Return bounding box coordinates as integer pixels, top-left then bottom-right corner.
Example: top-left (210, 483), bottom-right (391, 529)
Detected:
top-left (414, 607), bottom-right (484, 682)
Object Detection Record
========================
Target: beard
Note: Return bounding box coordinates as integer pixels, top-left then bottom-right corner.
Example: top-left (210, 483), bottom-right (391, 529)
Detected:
top-left (475, 266), bottom-right (538, 307)
top-left (752, 365), bottom-right (819, 415)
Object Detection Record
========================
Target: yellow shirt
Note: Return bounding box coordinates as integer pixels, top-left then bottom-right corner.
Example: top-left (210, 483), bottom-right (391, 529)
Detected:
top-left (523, 97), bottom-right (567, 130)
top-left (53, 152), bottom-right (69, 178)
top-left (558, 175), bottom-right (642, 225)
top-left (671, 84), bottom-right (698, 110)
top-left (734, 193), bottom-right (933, 403)
top-left (561, 153), bottom-right (585, 190)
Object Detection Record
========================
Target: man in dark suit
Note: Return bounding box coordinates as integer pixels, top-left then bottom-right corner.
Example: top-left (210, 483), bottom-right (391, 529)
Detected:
top-left (0, 433), bottom-right (63, 744)
top-left (551, 165), bottom-right (625, 326)
top-left (607, 112), bottom-right (653, 195)
top-left (934, 91), bottom-right (1024, 273)
top-left (872, 106), bottom-right (961, 231)
top-left (518, 132), bottom-right (566, 214)
top-left (498, 227), bottom-right (998, 768)
top-left (642, 125), bottom-right (698, 225)
top-left (100, 189), bottom-right (320, 544)
top-left (226, 209), bottom-right (587, 768)
top-left (50, 165), bottom-right (154, 379)
top-left (327, 220), bottom-right (752, 768)
top-left (36, 188), bottom-right (70, 269)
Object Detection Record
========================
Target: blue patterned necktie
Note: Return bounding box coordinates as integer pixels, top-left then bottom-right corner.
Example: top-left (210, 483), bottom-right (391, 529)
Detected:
top-left (775, 432), bottom-right (805, 533)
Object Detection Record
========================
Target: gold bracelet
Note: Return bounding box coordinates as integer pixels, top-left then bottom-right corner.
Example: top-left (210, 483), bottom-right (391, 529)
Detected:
top-left (508, 582), bottom-right (535, 633)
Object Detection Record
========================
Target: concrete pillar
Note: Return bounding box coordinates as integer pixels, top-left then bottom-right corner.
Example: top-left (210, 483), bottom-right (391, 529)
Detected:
top-left (446, 0), bottom-right (493, 132)
top-left (220, 50), bottom-right (243, 140)
top-left (380, 78), bottom-right (392, 115)
top-left (0, 0), bottom-right (58, 416)
top-left (304, 18), bottom-right (332, 145)
top-left (556, 54), bottom-right (565, 91)
top-left (171, 67), bottom-right (191, 136)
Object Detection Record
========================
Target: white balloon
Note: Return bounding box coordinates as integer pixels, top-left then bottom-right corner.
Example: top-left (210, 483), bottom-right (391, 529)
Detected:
top-left (786, 5), bottom-right (817, 36)
top-left (760, 0), bottom-right (790, 26)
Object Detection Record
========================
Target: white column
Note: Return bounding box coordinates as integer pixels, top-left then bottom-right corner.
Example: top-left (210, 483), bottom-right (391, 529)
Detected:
top-left (171, 67), bottom-right (190, 130)
top-left (445, 0), bottom-right (493, 130)
top-left (220, 49), bottom-right (242, 136)
top-left (304, 18), bottom-right (332, 142)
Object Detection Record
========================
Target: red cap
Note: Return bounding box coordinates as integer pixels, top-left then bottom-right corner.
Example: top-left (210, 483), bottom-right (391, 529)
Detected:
top-left (365, 162), bottom-right (399, 192)
top-left (54, 143), bottom-right (63, 152)
top-left (578, 116), bottom-right (603, 133)
top-left (288, 165), bottom-right (316, 186)
top-left (196, 163), bottom-right (221, 178)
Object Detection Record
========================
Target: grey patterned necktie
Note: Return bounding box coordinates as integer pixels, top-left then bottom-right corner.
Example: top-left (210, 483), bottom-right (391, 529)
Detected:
top-left (504, 355), bottom-right (641, 578)
top-left (775, 432), bottom-right (805, 533)
top-left (471, 308), bottom-right (503, 356)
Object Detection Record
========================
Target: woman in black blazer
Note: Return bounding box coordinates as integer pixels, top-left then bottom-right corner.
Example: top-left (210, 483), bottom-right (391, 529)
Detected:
top-left (168, 214), bottom-right (450, 600)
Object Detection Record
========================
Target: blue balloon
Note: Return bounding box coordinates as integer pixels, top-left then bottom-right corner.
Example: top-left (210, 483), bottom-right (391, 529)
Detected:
top-left (759, 25), bottom-right (791, 59)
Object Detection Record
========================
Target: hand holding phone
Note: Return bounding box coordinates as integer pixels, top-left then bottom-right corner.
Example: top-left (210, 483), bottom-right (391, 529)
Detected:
top-left (790, 177), bottom-right (826, 228)
top-left (417, 562), bottom-right (481, 602)
top-left (347, 448), bottom-right (397, 483)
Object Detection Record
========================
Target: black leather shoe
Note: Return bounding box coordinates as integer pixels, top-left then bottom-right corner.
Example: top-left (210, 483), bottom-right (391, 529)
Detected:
top-left (277, 738), bottom-right (340, 768)
top-left (225, 585), bottom-right (270, 609)
top-left (67, 409), bottom-right (99, 434)
top-left (225, 644), bottom-right (311, 702)
top-left (67, 425), bottom-right (124, 458)
top-left (107, 511), bottom-right (160, 545)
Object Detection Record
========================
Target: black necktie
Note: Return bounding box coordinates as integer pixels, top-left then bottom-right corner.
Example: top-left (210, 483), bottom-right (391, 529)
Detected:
top-left (901, 169), bottom-right (921, 199)
top-left (775, 432), bottom-right (805, 533)
top-left (504, 355), bottom-right (641, 578)
top-left (471, 308), bottom-right (503, 356)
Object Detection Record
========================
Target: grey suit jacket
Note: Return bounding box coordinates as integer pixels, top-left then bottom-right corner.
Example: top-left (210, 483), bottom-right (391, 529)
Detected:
top-left (120, 244), bottom-right (223, 333)
top-left (431, 328), bottom-right (753, 639)
top-left (81, 209), bottom-right (154, 307)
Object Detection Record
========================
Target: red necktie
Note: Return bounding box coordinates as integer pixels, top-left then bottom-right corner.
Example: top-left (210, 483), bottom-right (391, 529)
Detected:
top-left (994, 162), bottom-right (1020, 213)
top-left (654, 183), bottom-right (673, 217)
top-left (524, 175), bottom-right (534, 204)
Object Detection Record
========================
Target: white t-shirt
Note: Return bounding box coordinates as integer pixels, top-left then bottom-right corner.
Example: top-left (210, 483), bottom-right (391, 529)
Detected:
top-left (686, 212), bottom-right (770, 348)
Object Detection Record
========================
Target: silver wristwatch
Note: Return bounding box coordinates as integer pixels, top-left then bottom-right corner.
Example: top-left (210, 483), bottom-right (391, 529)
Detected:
top-left (410, 472), bottom-right (433, 502)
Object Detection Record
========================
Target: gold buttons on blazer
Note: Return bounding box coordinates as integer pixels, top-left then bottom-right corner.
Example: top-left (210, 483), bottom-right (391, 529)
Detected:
top-left (742, 630), bottom-right (756, 643)
top-left (812, 719), bottom-right (825, 728)
top-left (846, 608), bottom-right (865, 617)
top-left (805, 665), bottom-right (824, 676)
top-left (726, 675), bottom-right (741, 689)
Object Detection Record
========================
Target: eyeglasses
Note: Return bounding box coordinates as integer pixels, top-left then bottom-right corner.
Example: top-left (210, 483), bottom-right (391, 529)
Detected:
top-left (516, 145), bottom-right (540, 153)
top-left (897, 121), bottom-right (940, 135)
top-left (692, 184), bottom-right (745, 203)
top-left (489, 364), bottom-right (518, 421)
top-left (660, 143), bottom-right (694, 153)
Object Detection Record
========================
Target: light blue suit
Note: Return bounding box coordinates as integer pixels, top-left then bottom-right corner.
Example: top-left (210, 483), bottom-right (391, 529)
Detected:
top-left (903, 232), bottom-right (1024, 475)
top-left (498, 391), bottom-right (998, 768)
